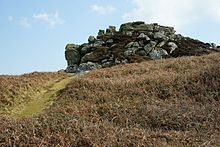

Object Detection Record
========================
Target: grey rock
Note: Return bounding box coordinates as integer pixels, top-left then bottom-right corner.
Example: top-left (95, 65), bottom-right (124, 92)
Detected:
top-left (210, 43), bottom-right (217, 48)
top-left (98, 29), bottom-right (105, 36)
top-left (132, 21), bottom-right (145, 26)
top-left (125, 42), bottom-right (134, 48)
top-left (94, 40), bottom-right (105, 47)
top-left (133, 42), bottom-right (140, 48)
top-left (149, 48), bottom-right (168, 59)
top-left (121, 59), bottom-right (128, 64)
top-left (78, 62), bottom-right (101, 72)
top-left (65, 48), bottom-right (80, 66)
top-left (102, 61), bottom-right (114, 68)
top-left (154, 31), bottom-right (169, 41)
top-left (81, 52), bottom-right (95, 63)
top-left (125, 31), bottom-right (133, 36)
top-left (119, 22), bottom-right (134, 32)
top-left (106, 39), bottom-right (114, 44)
top-left (159, 48), bottom-right (168, 56)
top-left (88, 36), bottom-right (95, 43)
top-left (138, 40), bottom-right (145, 47)
top-left (168, 42), bottom-right (178, 53)
top-left (101, 59), bottom-right (109, 64)
top-left (137, 50), bottom-right (147, 56)
top-left (81, 46), bottom-right (90, 55)
top-left (106, 26), bottom-right (116, 35)
top-left (157, 41), bottom-right (166, 47)
top-left (144, 41), bottom-right (157, 54)
top-left (137, 33), bottom-right (150, 41)
top-left (115, 58), bottom-right (121, 64)
top-left (65, 65), bottom-right (78, 73)
top-left (124, 47), bottom-right (138, 57)
top-left (135, 24), bottom-right (154, 31)
top-left (109, 26), bottom-right (116, 32)
top-left (125, 41), bottom-right (141, 49)
top-left (65, 44), bottom-right (80, 50)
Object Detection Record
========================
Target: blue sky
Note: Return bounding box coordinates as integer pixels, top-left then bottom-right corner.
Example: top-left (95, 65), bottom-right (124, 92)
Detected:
top-left (0, 0), bottom-right (220, 75)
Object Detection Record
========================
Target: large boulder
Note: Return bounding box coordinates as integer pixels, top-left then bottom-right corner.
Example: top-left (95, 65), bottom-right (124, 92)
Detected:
top-left (65, 44), bottom-right (81, 72)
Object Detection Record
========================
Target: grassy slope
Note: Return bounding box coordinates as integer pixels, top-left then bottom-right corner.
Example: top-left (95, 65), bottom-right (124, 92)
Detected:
top-left (0, 72), bottom-right (67, 113)
top-left (11, 76), bottom-right (75, 117)
top-left (0, 53), bottom-right (220, 146)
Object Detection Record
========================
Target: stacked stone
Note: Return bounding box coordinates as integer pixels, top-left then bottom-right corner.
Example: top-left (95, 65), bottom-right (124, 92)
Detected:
top-left (65, 21), bottom-right (217, 73)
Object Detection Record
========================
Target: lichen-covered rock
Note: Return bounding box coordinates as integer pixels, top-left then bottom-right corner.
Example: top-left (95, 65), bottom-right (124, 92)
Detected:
top-left (65, 44), bottom-right (80, 71)
top-left (168, 42), bottom-right (178, 53)
top-left (144, 41), bottom-right (157, 54)
top-left (64, 21), bottom-right (219, 73)
top-left (149, 48), bottom-right (168, 59)
top-left (88, 36), bottom-right (95, 43)
top-left (154, 31), bottom-right (169, 41)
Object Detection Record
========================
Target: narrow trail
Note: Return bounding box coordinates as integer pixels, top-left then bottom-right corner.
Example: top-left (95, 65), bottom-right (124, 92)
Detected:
top-left (11, 75), bottom-right (75, 118)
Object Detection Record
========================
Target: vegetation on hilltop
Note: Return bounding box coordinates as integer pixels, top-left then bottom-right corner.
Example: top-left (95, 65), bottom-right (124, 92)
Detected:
top-left (0, 53), bottom-right (220, 146)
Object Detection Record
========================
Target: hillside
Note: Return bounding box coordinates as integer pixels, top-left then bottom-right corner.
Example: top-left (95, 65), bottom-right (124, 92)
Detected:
top-left (0, 53), bottom-right (219, 146)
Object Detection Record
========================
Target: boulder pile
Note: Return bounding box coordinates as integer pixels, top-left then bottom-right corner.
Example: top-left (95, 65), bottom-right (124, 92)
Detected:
top-left (65, 21), bottom-right (219, 73)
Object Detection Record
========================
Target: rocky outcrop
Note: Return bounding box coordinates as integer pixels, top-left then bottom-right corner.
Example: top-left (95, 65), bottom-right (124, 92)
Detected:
top-left (65, 21), bottom-right (219, 73)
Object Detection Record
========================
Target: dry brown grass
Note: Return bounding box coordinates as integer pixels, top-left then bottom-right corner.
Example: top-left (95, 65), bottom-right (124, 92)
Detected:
top-left (0, 72), bottom-right (66, 109)
top-left (0, 53), bottom-right (220, 146)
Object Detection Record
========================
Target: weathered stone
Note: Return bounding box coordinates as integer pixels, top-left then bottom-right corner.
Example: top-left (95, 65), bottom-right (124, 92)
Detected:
top-left (119, 22), bottom-right (134, 32)
top-left (125, 31), bottom-right (133, 36)
top-left (98, 29), bottom-right (105, 36)
top-left (138, 40), bottom-right (145, 47)
top-left (149, 48), bottom-right (168, 59)
top-left (125, 42), bottom-right (134, 48)
top-left (157, 41), bottom-right (166, 47)
top-left (102, 61), bottom-right (114, 68)
top-left (78, 62), bottom-right (101, 72)
top-left (65, 44), bottom-right (81, 69)
top-left (88, 36), bottom-right (95, 43)
top-left (109, 26), bottom-right (116, 32)
top-left (132, 21), bottom-right (145, 26)
top-left (94, 40), bottom-right (105, 47)
top-left (124, 47), bottom-right (138, 57)
top-left (144, 41), bottom-right (157, 54)
top-left (133, 42), bottom-right (140, 48)
top-left (154, 31), bottom-right (169, 41)
top-left (81, 52), bottom-right (95, 63)
top-left (65, 44), bottom-right (80, 50)
top-left (106, 26), bottom-right (116, 35)
top-left (168, 42), bottom-right (178, 53)
top-left (81, 46), bottom-right (94, 55)
top-left (210, 43), bottom-right (217, 48)
top-left (115, 58), bottom-right (121, 64)
top-left (135, 24), bottom-right (154, 31)
top-left (65, 65), bottom-right (78, 73)
top-left (65, 49), bottom-right (80, 65)
top-left (137, 33), bottom-right (150, 41)
top-left (121, 59), bottom-right (128, 64)
top-left (106, 39), bottom-right (114, 44)
top-left (137, 50), bottom-right (147, 56)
